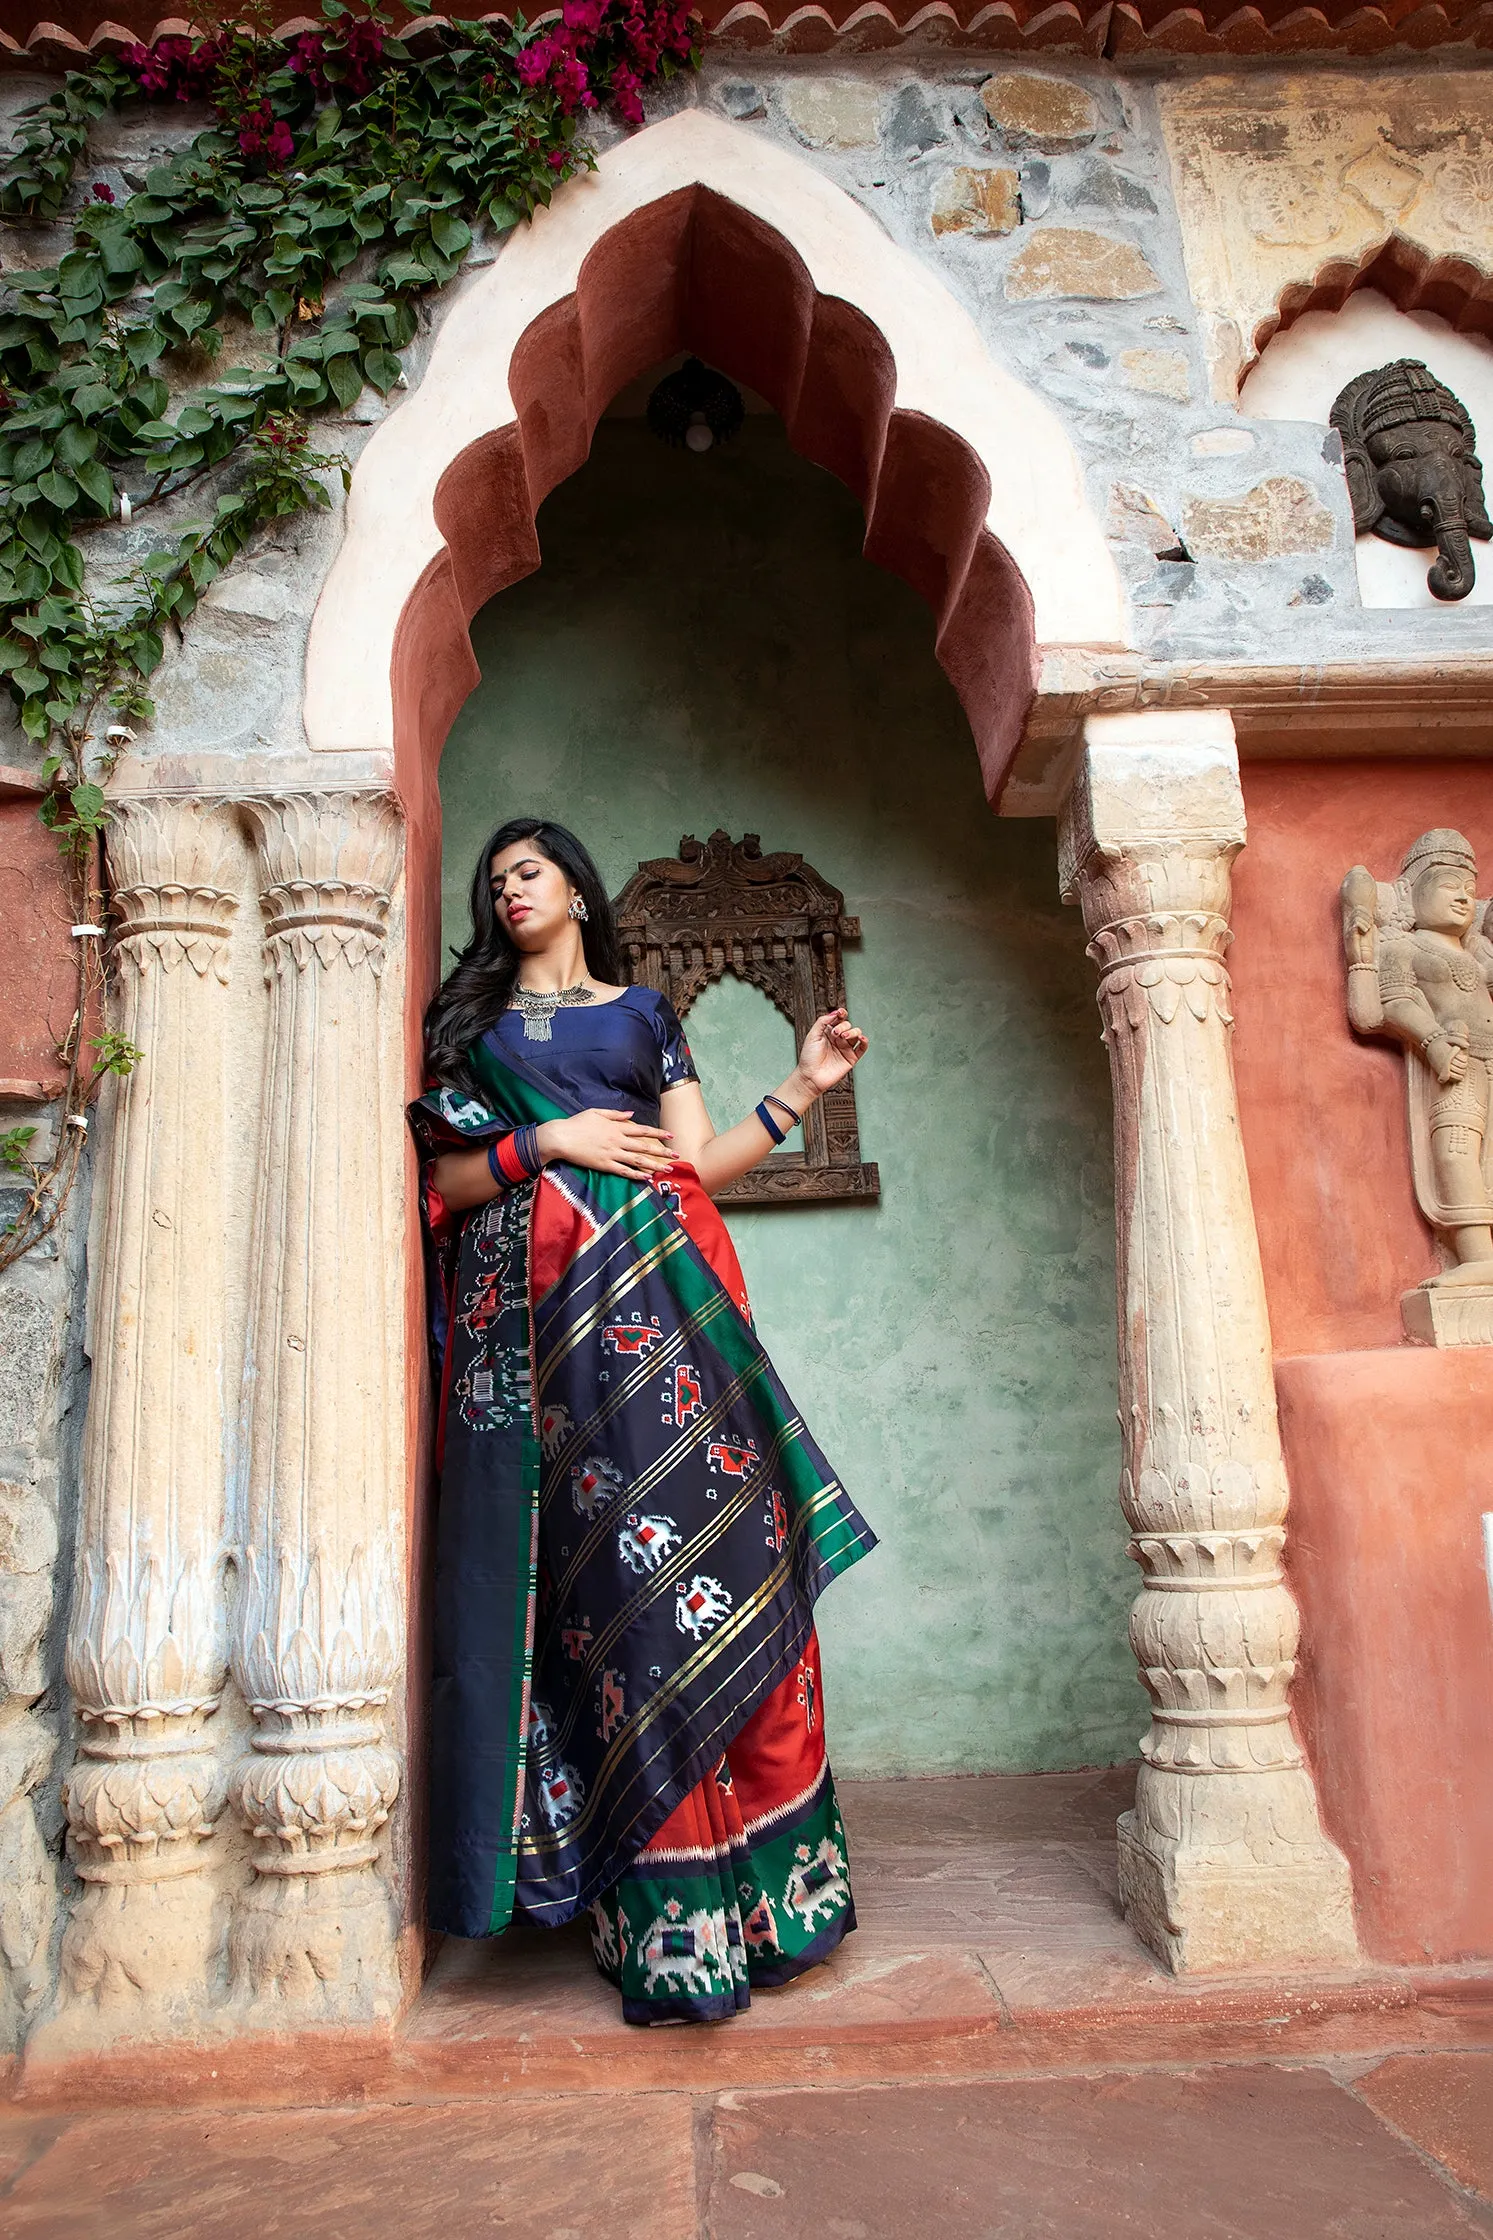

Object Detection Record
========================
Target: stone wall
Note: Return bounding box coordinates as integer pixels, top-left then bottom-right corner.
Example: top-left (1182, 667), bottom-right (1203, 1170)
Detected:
top-left (0, 1125), bottom-right (88, 2052)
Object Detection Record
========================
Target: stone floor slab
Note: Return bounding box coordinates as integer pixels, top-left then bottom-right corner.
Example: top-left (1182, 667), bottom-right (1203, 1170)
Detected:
top-left (839, 1768), bottom-right (1138, 1848)
top-left (1354, 2052), bottom-right (1493, 2203)
top-left (0, 2093), bottom-right (699, 2240)
top-left (706, 2067), bottom-right (1493, 2239)
top-left (10, 1774), bottom-right (1493, 2111)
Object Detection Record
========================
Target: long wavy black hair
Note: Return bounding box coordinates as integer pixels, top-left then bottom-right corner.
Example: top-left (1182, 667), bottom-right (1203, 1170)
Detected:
top-left (423, 818), bottom-right (623, 1095)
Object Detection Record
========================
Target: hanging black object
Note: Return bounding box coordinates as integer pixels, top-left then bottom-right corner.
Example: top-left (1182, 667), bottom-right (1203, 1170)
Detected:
top-left (646, 357), bottom-right (745, 452)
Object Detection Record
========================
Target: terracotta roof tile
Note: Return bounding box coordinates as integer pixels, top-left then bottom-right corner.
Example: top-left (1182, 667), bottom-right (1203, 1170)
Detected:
top-left (0, 0), bottom-right (1488, 67)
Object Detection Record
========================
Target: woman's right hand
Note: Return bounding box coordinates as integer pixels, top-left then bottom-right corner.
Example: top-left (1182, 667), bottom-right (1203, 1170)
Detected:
top-left (537, 1108), bottom-right (674, 1179)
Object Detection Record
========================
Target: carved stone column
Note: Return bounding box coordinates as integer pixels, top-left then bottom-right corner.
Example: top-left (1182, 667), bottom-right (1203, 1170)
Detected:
top-left (59, 797), bottom-right (238, 2025)
top-left (1060, 710), bottom-right (1358, 1974)
top-left (230, 792), bottom-right (404, 2018)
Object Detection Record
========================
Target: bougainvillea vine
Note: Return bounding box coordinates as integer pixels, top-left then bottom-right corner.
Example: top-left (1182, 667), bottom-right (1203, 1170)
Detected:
top-left (0, 0), bottom-right (701, 1262)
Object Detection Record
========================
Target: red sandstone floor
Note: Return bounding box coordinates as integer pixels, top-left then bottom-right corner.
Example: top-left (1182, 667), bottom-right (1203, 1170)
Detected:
top-left (4, 1770), bottom-right (1491, 2237)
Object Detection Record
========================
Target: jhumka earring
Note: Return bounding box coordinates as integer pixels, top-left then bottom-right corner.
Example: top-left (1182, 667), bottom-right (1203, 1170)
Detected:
top-left (569, 897), bottom-right (589, 922)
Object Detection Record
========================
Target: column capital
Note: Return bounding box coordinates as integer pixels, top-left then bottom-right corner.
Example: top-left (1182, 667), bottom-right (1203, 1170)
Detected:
top-left (107, 795), bottom-right (238, 980)
top-left (1059, 710), bottom-right (1244, 904)
top-left (242, 791), bottom-right (403, 973)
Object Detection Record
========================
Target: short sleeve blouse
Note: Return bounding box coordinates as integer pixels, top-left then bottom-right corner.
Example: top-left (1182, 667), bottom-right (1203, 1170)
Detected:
top-left (484, 985), bottom-right (698, 1127)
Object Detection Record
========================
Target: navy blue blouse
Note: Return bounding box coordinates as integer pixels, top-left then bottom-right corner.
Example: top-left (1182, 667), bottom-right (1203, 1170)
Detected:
top-left (485, 985), bottom-right (698, 1127)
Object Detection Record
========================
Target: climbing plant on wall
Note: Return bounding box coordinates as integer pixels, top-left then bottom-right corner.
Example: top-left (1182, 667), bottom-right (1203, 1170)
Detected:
top-left (0, 0), bottom-right (700, 1266)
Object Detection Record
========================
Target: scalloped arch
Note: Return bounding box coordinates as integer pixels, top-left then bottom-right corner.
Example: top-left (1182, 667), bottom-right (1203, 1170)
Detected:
top-left (305, 109), bottom-right (1122, 796)
top-left (1246, 235), bottom-right (1493, 382)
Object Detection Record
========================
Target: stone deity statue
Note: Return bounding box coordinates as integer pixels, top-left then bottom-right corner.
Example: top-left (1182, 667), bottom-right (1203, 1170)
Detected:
top-left (1342, 828), bottom-right (1493, 1345)
top-left (1331, 360), bottom-right (1492, 602)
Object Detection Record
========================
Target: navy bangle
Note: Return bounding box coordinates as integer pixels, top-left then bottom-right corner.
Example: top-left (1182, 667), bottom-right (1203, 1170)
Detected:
top-left (755, 1099), bottom-right (786, 1146)
top-left (489, 1128), bottom-right (544, 1187)
top-left (515, 1122), bottom-right (544, 1178)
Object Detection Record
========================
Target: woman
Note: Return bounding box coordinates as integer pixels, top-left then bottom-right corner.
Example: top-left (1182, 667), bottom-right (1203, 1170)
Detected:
top-left (411, 817), bottom-right (877, 2025)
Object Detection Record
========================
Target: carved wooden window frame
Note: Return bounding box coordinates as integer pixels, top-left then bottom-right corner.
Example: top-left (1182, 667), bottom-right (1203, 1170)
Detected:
top-left (614, 831), bottom-right (880, 1207)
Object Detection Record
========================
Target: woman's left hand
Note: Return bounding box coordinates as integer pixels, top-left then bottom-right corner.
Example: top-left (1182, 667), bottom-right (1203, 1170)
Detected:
top-left (796, 1008), bottom-right (869, 1096)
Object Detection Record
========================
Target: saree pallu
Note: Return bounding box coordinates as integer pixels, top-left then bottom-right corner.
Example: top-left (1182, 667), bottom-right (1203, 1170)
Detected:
top-left (411, 1031), bottom-right (876, 2024)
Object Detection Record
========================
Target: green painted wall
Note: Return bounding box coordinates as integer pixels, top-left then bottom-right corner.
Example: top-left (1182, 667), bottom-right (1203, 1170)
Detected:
top-left (438, 416), bottom-right (1145, 1776)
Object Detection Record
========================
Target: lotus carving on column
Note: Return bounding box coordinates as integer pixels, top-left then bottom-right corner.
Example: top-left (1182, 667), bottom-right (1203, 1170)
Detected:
top-left (64, 1749), bottom-right (223, 1857)
top-left (233, 1733), bottom-right (401, 1856)
top-left (261, 880), bottom-right (392, 973)
top-left (232, 1543), bottom-right (401, 1714)
top-left (1089, 911), bottom-right (1234, 1031)
top-left (1122, 1459), bottom-right (1289, 1539)
top-left (112, 881), bottom-right (237, 980)
top-left (66, 1548), bottom-right (227, 1719)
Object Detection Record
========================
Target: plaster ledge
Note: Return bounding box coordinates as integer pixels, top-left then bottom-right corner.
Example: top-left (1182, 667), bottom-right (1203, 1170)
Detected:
top-left (1005, 649), bottom-right (1493, 815)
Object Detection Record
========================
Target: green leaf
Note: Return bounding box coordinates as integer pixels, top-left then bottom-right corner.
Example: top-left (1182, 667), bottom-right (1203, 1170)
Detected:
top-left (98, 232), bottom-right (144, 278)
top-left (1, 1125), bottom-right (38, 1172)
top-left (53, 423), bottom-right (99, 467)
top-left (123, 329), bottom-right (167, 372)
top-left (68, 382), bottom-right (115, 419)
top-left (90, 1033), bottom-right (143, 1079)
top-left (37, 470), bottom-right (78, 508)
top-left (73, 458), bottom-right (115, 511)
top-left (362, 347), bottom-right (403, 394)
top-left (326, 351), bottom-right (363, 409)
top-left (430, 211), bottom-right (472, 258)
top-left (487, 197), bottom-right (523, 234)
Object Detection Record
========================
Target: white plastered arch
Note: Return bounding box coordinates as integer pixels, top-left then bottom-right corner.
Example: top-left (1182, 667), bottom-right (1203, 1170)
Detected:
top-left (303, 106), bottom-right (1126, 756)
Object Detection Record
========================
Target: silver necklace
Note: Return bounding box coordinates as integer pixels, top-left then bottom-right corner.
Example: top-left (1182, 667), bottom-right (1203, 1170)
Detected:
top-left (510, 980), bottom-right (596, 1042)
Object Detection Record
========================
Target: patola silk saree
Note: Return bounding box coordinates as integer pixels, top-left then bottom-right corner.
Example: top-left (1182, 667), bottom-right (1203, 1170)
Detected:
top-left (410, 1020), bottom-right (876, 2024)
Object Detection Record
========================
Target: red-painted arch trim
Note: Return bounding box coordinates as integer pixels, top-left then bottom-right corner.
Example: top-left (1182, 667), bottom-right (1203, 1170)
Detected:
top-left (392, 181), bottom-right (1035, 1023)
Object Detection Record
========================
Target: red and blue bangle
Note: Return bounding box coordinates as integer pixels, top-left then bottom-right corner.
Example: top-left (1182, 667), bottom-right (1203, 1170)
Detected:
top-left (487, 1124), bottom-right (543, 1187)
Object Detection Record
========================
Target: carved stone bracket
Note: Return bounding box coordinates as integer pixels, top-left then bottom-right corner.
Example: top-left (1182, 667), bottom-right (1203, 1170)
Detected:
top-left (613, 831), bottom-right (878, 1207)
top-left (230, 791), bottom-right (405, 2020)
top-left (1061, 711), bottom-right (1359, 1974)
top-left (57, 797), bottom-right (238, 2028)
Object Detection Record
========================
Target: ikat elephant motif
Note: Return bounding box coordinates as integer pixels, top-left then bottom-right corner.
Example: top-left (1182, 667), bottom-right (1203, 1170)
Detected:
top-left (1331, 358), bottom-right (1491, 602)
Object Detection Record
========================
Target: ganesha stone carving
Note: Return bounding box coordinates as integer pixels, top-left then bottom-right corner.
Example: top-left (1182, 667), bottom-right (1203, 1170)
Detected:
top-left (1342, 829), bottom-right (1493, 1344)
top-left (1331, 359), bottom-right (1491, 601)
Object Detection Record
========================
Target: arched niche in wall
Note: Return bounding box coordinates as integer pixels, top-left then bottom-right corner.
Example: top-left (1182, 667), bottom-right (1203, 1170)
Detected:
top-left (1239, 287), bottom-right (1493, 611)
top-left (302, 106), bottom-right (1123, 1094)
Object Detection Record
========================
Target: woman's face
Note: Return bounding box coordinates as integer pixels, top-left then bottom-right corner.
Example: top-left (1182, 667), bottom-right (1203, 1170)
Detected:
top-left (488, 839), bottom-right (579, 952)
